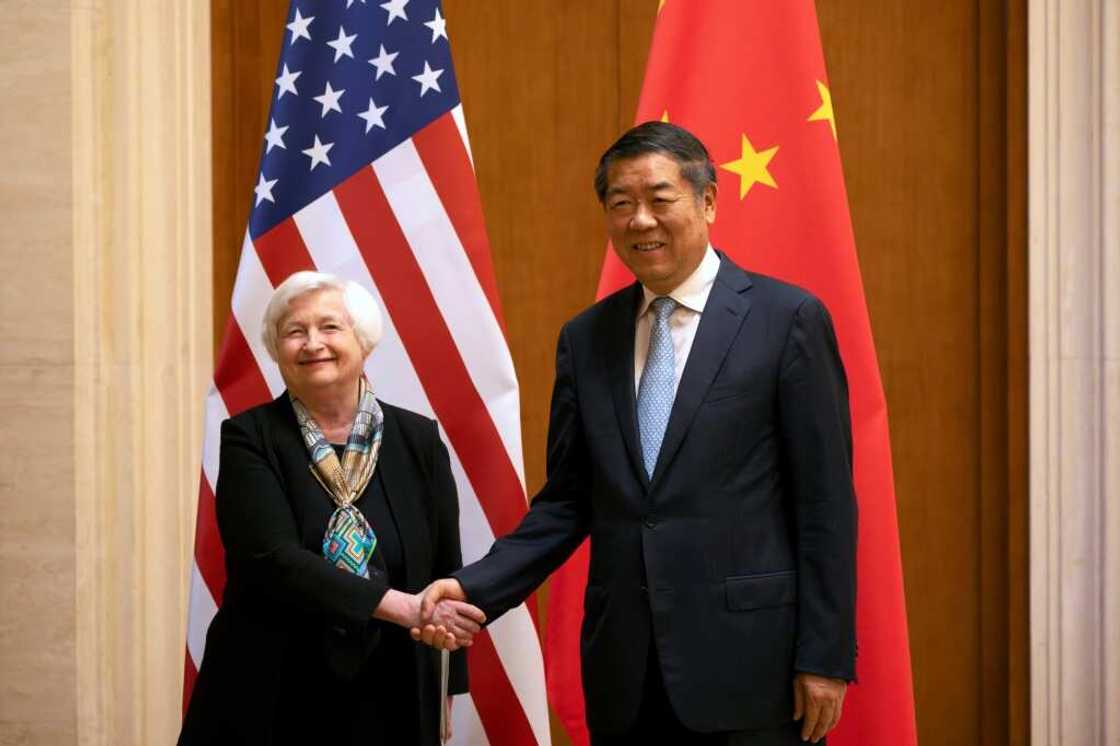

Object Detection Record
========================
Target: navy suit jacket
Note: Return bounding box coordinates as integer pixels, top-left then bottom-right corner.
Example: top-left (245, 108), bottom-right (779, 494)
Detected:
top-left (456, 254), bottom-right (857, 733)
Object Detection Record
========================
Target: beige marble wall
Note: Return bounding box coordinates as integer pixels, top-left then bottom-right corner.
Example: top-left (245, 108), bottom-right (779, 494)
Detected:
top-left (0, 1), bottom-right (77, 743)
top-left (0, 1), bottom-right (210, 744)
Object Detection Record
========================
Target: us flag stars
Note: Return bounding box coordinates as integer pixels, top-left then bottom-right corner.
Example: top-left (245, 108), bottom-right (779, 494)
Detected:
top-left (326, 26), bottom-right (358, 62)
top-left (412, 61), bottom-right (443, 96)
top-left (381, 0), bottom-right (408, 25)
top-left (286, 9), bottom-right (313, 44)
top-left (249, 0), bottom-right (458, 231)
top-left (275, 64), bottom-right (300, 98)
top-left (369, 44), bottom-right (398, 79)
top-left (358, 98), bottom-right (389, 132)
top-left (302, 135), bottom-right (334, 170)
top-left (424, 9), bottom-right (447, 42)
top-left (313, 81), bottom-right (345, 117)
top-left (263, 119), bottom-right (288, 153)
top-left (254, 173), bottom-right (278, 206)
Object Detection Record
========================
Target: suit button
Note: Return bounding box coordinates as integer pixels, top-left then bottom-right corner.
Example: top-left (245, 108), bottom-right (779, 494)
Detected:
top-left (643, 518), bottom-right (656, 529)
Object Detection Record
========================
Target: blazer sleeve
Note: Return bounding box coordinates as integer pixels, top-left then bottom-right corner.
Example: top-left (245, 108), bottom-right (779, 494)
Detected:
top-left (426, 421), bottom-right (469, 695)
top-left (215, 415), bottom-right (389, 626)
top-left (777, 297), bottom-right (859, 681)
top-left (454, 322), bottom-right (593, 620)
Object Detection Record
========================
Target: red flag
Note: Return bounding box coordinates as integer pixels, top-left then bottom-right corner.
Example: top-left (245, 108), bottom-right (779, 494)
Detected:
top-left (183, 3), bottom-right (551, 744)
top-left (544, 2), bottom-right (917, 744)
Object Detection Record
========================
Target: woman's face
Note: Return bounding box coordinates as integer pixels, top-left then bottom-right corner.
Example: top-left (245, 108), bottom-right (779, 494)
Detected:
top-left (275, 288), bottom-right (367, 398)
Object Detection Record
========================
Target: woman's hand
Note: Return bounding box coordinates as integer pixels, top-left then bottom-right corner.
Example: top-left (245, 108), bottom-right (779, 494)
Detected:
top-left (372, 588), bottom-right (423, 628)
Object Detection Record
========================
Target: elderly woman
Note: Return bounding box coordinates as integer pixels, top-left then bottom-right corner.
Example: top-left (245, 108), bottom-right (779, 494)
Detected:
top-left (179, 271), bottom-right (483, 745)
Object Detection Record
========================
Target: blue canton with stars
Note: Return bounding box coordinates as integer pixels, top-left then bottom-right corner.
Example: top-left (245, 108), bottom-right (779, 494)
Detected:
top-left (250, 0), bottom-right (460, 239)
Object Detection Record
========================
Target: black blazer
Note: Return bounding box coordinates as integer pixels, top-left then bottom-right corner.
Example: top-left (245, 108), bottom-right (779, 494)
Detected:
top-left (456, 255), bottom-right (857, 734)
top-left (180, 394), bottom-right (467, 746)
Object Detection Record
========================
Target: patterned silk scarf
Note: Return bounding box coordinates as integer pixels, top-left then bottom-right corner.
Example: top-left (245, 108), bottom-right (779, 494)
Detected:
top-left (291, 377), bottom-right (384, 578)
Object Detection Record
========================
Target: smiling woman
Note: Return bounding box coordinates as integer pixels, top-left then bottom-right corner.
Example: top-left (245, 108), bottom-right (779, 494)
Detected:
top-left (178, 271), bottom-right (487, 745)
top-left (262, 276), bottom-right (380, 434)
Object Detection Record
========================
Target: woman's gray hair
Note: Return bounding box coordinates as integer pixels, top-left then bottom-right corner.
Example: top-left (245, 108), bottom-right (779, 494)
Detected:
top-left (261, 271), bottom-right (383, 361)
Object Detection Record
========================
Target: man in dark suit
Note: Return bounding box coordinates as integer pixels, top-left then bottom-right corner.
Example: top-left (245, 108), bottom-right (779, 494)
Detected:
top-left (418, 122), bottom-right (857, 744)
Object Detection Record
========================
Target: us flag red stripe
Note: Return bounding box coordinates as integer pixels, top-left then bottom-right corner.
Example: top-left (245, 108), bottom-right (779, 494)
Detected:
top-left (411, 113), bottom-right (507, 331)
top-left (184, 2), bottom-right (550, 744)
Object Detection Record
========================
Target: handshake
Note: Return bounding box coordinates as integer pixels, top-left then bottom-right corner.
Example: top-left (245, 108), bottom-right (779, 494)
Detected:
top-left (408, 578), bottom-right (484, 651)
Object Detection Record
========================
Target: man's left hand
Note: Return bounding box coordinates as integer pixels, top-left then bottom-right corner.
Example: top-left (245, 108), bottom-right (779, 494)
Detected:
top-left (792, 672), bottom-right (846, 743)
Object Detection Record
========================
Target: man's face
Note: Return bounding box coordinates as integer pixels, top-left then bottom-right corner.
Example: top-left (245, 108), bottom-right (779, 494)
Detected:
top-left (603, 152), bottom-right (716, 295)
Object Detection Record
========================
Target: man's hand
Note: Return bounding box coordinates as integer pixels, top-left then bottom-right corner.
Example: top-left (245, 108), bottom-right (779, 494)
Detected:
top-left (427, 598), bottom-right (485, 646)
top-left (410, 579), bottom-right (484, 649)
top-left (420, 578), bottom-right (467, 617)
top-left (793, 672), bottom-right (846, 743)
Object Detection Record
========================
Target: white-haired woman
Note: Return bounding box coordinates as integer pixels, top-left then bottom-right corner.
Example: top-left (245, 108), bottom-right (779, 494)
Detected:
top-left (180, 271), bottom-right (483, 746)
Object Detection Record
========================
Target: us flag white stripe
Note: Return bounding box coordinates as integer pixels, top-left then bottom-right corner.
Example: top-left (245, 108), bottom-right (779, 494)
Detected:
top-left (187, 564), bottom-right (218, 666)
top-left (228, 235), bottom-right (285, 397)
top-left (200, 387), bottom-right (228, 488)
top-left (450, 104), bottom-right (474, 168)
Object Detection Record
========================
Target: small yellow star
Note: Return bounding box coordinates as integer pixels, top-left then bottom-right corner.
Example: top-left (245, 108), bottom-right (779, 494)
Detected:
top-left (720, 134), bottom-right (779, 200)
top-left (660, 109), bottom-right (669, 123)
top-left (808, 80), bottom-right (837, 141)
top-left (658, 0), bottom-right (666, 12)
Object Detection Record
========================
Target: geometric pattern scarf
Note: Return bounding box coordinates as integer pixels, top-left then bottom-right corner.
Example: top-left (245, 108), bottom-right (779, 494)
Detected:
top-left (290, 376), bottom-right (384, 578)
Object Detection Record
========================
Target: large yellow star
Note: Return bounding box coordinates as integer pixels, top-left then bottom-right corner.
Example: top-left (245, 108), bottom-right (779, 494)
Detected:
top-left (720, 134), bottom-right (779, 200)
top-left (660, 109), bottom-right (669, 123)
top-left (808, 80), bottom-right (837, 141)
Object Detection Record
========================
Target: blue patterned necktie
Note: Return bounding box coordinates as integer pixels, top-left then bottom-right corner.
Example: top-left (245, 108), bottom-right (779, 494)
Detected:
top-left (637, 296), bottom-right (678, 477)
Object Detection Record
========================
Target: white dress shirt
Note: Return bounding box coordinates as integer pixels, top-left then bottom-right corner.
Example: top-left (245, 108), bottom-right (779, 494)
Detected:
top-left (633, 245), bottom-right (720, 396)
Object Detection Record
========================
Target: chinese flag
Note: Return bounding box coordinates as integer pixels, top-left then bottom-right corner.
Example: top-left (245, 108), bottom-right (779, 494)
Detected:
top-left (544, 2), bottom-right (919, 745)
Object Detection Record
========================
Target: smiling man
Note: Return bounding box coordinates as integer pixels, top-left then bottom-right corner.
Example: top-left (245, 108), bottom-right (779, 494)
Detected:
top-left (418, 122), bottom-right (858, 745)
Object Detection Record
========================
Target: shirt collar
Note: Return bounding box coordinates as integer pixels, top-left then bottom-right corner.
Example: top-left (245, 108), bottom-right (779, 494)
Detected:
top-left (637, 245), bottom-right (720, 318)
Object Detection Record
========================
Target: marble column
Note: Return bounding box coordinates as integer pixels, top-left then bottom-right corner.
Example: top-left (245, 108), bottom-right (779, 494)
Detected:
top-left (1028, 0), bottom-right (1120, 744)
top-left (71, 1), bottom-right (211, 742)
top-left (0, 1), bottom-right (210, 744)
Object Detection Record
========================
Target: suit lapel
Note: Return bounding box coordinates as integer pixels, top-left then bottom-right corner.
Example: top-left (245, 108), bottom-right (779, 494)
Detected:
top-left (650, 257), bottom-right (752, 486)
top-left (605, 283), bottom-right (649, 489)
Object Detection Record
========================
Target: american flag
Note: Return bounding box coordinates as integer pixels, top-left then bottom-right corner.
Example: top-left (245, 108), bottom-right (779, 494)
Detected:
top-left (183, 2), bottom-right (551, 744)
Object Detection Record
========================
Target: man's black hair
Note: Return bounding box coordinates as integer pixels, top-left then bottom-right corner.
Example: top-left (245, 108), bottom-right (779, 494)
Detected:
top-left (594, 121), bottom-right (717, 202)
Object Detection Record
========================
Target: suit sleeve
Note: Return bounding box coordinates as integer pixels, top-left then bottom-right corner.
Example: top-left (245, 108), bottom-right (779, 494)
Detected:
top-left (427, 421), bottom-right (469, 694)
top-left (453, 322), bottom-right (593, 620)
top-left (215, 416), bottom-right (389, 626)
top-left (777, 297), bottom-right (858, 681)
